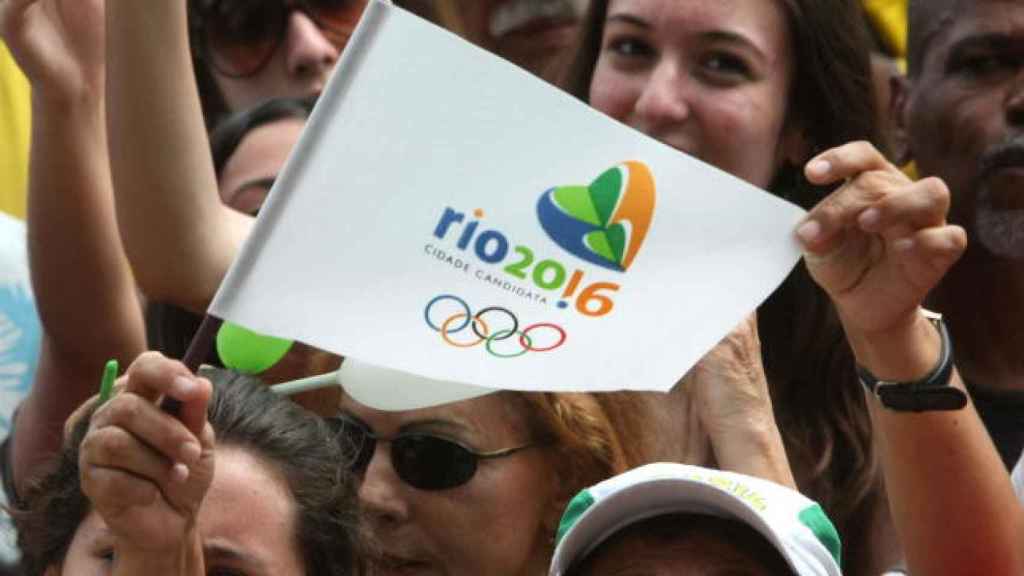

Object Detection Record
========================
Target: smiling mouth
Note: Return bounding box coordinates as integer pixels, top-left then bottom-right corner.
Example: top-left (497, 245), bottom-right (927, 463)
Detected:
top-left (980, 141), bottom-right (1024, 181)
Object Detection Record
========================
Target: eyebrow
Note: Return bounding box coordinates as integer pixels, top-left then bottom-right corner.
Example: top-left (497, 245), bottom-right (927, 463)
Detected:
top-left (606, 13), bottom-right (651, 29)
top-left (204, 541), bottom-right (267, 571)
top-left (605, 14), bottom-right (767, 60)
top-left (947, 32), bottom-right (1022, 59)
top-left (398, 418), bottom-right (470, 436)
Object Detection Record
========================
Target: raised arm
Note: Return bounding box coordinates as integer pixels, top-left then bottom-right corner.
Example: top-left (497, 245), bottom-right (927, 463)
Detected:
top-left (674, 313), bottom-right (796, 489)
top-left (0, 0), bottom-right (146, 494)
top-left (798, 141), bottom-right (1024, 575)
top-left (105, 0), bottom-right (251, 313)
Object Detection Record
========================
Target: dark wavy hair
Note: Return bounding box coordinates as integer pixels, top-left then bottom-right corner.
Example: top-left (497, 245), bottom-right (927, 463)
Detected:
top-left (14, 369), bottom-right (366, 576)
top-left (561, 1), bottom-right (882, 572)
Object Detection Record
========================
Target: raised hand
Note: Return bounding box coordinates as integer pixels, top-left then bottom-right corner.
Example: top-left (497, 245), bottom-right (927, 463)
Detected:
top-left (79, 352), bottom-right (215, 563)
top-left (0, 0), bottom-right (104, 99)
top-left (796, 141), bottom-right (966, 341)
top-left (680, 314), bottom-right (795, 488)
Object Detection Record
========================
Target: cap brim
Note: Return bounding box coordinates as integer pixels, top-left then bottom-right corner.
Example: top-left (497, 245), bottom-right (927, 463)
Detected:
top-left (551, 477), bottom-right (798, 576)
top-left (337, 357), bottom-right (495, 411)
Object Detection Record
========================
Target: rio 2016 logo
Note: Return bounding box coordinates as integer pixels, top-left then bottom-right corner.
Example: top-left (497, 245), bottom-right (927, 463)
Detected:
top-left (537, 161), bottom-right (655, 272)
top-left (431, 161), bottom-right (656, 318)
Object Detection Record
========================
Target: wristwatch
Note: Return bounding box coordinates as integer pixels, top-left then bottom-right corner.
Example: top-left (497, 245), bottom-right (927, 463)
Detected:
top-left (856, 311), bottom-right (968, 412)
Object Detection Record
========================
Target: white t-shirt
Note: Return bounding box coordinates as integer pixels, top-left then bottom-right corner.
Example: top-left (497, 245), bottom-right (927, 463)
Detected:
top-left (0, 212), bottom-right (40, 564)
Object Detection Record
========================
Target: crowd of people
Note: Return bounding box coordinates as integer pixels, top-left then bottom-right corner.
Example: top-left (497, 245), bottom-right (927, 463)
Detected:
top-left (0, 0), bottom-right (1022, 574)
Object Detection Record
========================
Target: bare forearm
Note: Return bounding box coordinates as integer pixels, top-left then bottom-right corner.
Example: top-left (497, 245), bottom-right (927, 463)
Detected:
top-left (19, 92), bottom-right (146, 491)
top-left (849, 315), bottom-right (1024, 575)
top-left (27, 93), bottom-right (145, 361)
top-left (105, 0), bottom-right (248, 311)
top-left (713, 416), bottom-right (796, 490)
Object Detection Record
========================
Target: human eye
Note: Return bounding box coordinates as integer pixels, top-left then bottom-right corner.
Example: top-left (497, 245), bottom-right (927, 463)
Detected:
top-left (950, 50), bottom-right (1003, 76)
top-left (607, 35), bottom-right (655, 59)
top-left (210, 3), bottom-right (277, 44)
top-left (98, 548), bottom-right (115, 564)
top-left (947, 42), bottom-right (1022, 81)
top-left (698, 51), bottom-right (754, 84)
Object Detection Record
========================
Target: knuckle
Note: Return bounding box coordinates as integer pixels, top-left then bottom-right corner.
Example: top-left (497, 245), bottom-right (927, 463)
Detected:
top-left (106, 394), bottom-right (143, 425)
top-left (90, 427), bottom-right (134, 462)
top-left (918, 176), bottom-right (951, 203)
top-left (855, 171), bottom-right (892, 197)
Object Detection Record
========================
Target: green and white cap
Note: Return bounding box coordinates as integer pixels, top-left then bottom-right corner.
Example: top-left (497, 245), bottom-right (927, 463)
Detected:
top-left (550, 463), bottom-right (842, 576)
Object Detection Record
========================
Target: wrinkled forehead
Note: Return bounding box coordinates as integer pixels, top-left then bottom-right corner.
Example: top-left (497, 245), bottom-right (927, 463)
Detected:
top-left (910, 0), bottom-right (1024, 74)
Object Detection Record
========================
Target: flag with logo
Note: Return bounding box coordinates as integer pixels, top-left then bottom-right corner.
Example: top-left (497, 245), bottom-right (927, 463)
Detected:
top-left (208, 0), bottom-right (806, 408)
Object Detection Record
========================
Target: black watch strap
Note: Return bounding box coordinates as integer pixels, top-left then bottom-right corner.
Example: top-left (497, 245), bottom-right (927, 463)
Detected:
top-left (856, 313), bottom-right (968, 412)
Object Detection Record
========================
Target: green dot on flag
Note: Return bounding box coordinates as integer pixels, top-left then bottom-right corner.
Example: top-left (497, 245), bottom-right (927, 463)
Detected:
top-left (216, 322), bottom-right (294, 374)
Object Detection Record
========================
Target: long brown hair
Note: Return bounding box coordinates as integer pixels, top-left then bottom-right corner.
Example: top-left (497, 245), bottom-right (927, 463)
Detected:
top-left (561, 0), bottom-right (882, 570)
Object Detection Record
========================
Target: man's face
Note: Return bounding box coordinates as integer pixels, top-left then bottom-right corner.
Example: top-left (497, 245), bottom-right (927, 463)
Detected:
top-left (902, 0), bottom-right (1024, 259)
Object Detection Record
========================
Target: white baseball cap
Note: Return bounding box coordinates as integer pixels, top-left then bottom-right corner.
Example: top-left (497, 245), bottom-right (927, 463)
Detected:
top-left (549, 463), bottom-right (842, 576)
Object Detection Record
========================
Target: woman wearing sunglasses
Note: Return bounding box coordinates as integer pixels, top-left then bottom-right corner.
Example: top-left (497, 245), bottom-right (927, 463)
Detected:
top-left (332, 368), bottom-right (794, 576)
top-left (189, 0), bottom-right (366, 126)
top-left (0, 0), bottom-right (340, 503)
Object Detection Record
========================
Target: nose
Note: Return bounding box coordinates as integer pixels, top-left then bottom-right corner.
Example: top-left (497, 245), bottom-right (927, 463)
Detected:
top-left (357, 443), bottom-right (410, 526)
top-left (632, 59), bottom-right (691, 131)
top-left (284, 11), bottom-right (340, 81)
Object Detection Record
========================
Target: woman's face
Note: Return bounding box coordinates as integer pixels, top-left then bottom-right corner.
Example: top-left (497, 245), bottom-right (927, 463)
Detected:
top-left (588, 0), bottom-right (798, 189)
top-left (218, 116), bottom-right (306, 215)
top-left (212, 3), bottom-right (366, 112)
top-left (341, 392), bottom-right (557, 576)
top-left (56, 448), bottom-right (305, 576)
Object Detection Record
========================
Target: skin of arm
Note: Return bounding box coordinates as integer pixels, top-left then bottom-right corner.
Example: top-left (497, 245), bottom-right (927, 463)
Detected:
top-left (678, 313), bottom-right (796, 489)
top-left (0, 0), bottom-right (147, 494)
top-left (105, 0), bottom-right (251, 313)
top-left (799, 141), bottom-right (1024, 576)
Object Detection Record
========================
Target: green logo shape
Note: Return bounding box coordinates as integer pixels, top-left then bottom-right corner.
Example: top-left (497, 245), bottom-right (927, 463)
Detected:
top-left (538, 162), bottom-right (655, 272)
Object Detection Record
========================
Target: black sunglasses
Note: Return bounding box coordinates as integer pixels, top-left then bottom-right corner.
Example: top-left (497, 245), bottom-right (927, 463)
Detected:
top-left (329, 415), bottom-right (536, 491)
top-left (193, 0), bottom-right (365, 78)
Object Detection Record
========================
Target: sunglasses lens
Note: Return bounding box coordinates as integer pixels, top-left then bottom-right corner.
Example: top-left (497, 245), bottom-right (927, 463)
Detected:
top-left (331, 417), bottom-right (374, 471)
top-left (306, 0), bottom-right (364, 50)
top-left (393, 436), bottom-right (477, 490)
top-left (203, 2), bottom-right (285, 77)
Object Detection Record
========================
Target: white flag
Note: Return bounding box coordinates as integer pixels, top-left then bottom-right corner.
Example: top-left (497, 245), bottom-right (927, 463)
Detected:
top-left (210, 0), bottom-right (806, 408)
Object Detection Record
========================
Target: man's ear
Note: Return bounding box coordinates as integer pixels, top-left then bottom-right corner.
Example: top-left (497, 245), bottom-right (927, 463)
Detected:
top-left (890, 72), bottom-right (913, 165)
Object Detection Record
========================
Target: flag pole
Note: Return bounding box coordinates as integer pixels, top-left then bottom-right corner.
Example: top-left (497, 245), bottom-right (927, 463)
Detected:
top-left (162, 314), bottom-right (224, 415)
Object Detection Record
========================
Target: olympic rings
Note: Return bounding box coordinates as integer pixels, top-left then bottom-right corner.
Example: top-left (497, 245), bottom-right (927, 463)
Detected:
top-left (519, 323), bottom-right (567, 352)
top-left (472, 306), bottom-right (518, 341)
top-left (486, 329), bottom-right (531, 359)
top-left (441, 313), bottom-right (489, 347)
top-left (424, 295), bottom-right (567, 357)
top-left (425, 294), bottom-right (471, 332)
